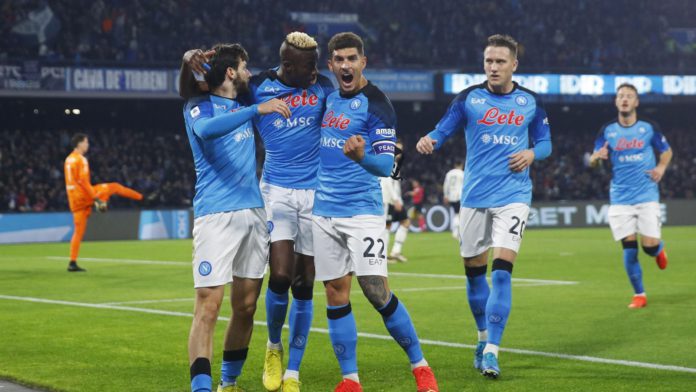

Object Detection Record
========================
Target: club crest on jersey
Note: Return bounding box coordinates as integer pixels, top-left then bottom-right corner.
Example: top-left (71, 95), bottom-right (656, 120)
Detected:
top-left (515, 96), bottom-right (528, 106)
top-left (477, 108), bottom-right (525, 126)
top-left (322, 110), bottom-right (351, 130)
top-left (639, 127), bottom-right (646, 134)
top-left (350, 99), bottom-right (361, 110)
top-left (190, 106), bottom-right (201, 118)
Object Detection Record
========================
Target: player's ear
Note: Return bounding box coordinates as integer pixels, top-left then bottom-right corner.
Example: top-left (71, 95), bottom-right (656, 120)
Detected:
top-left (327, 58), bottom-right (334, 73)
top-left (512, 58), bottom-right (518, 73)
top-left (226, 67), bottom-right (235, 81)
top-left (361, 55), bottom-right (367, 70)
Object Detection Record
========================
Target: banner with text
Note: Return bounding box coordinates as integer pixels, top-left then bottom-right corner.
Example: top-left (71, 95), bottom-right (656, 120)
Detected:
top-left (443, 73), bottom-right (696, 96)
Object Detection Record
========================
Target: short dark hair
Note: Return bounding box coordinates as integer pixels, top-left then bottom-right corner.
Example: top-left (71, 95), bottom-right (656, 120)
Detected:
top-left (616, 83), bottom-right (638, 95)
top-left (205, 43), bottom-right (249, 89)
top-left (71, 133), bottom-right (87, 148)
top-left (328, 32), bottom-right (364, 56)
top-left (486, 34), bottom-right (518, 58)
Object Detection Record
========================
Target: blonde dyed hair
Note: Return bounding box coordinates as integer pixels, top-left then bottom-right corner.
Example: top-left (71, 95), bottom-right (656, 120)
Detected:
top-left (285, 32), bottom-right (318, 50)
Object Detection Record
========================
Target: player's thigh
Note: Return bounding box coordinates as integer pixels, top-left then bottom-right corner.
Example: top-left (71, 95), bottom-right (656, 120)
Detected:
top-left (232, 208), bottom-right (270, 280)
top-left (608, 204), bottom-right (639, 241)
top-left (260, 182), bottom-right (298, 244)
top-left (636, 202), bottom-right (662, 240)
top-left (490, 203), bottom-right (530, 258)
top-left (312, 215), bottom-right (351, 282)
top-left (294, 188), bottom-right (315, 257)
top-left (339, 215), bottom-right (389, 278)
top-left (459, 206), bottom-right (493, 257)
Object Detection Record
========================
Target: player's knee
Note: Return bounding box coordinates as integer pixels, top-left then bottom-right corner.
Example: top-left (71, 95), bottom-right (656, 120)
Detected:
top-left (621, 239), bottom-right (638, 249)
top-left (323, 281), bottom-right (350, 305)
top-left (357, 276), bottom-right (390, 309)
top-left (195, 299), bottom-right (222, 326)
top-left (232, 297), bottom-right (257, 318)
top-left (291, 282), bottom-right (313, 300)
top-left (268, 274), bottom-right (291, 294)
top-left (642, 244), bottom-right (660, 255)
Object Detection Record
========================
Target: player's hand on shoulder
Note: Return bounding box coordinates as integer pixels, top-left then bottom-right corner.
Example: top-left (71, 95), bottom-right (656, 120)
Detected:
top-left (183, 49), bottom-right (214, 75)
top-left (343, 135), bottom-right (366, 162)
top-left (416, 136), bottom-right (437, 154)
top-left (258, 98), bottom-right (291, 119)
top-left (509, 149), bottom-right (535, 172)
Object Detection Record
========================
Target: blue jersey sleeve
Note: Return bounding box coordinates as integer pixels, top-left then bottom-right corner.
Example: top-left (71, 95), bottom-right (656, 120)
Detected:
top-left (648, 121), bottom-right (671, 153)
top-left (529, 96), bottom-right (552, 160)
top-left (190, 102), bottom-right (258, 140)
top-left (594, 124), bottom-right (609, 151)
top-left (361, 86), bottom-right (397, 176)
top-left (427, 91), bottom-right (468, 149)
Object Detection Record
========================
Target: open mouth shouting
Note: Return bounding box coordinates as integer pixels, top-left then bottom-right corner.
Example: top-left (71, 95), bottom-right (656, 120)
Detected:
top-left (340, 71), bottom-right (355, 90)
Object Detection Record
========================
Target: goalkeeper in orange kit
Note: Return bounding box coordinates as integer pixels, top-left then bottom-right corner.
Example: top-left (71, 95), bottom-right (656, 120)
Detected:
top-left (64, 133), bottom-right (143, 272)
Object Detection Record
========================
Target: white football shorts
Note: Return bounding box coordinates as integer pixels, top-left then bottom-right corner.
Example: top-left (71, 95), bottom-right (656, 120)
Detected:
top-left (458, 203), bottom-right (530, 257)
top-left (260, 181), bottom-right (315, 256)
top-left (312, 214), bottom-right (388, 281)
top-left (608, 201), bottom-right (661, 241)
top-left (192, 208), bottom-right (269, 288)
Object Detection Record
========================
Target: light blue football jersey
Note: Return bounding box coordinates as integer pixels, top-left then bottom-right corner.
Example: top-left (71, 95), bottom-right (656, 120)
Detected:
top-left (313, 81), bottom-right (397, 217)
top-left (428, 82), bottom-right (551, 208)
top-left (595, 119), bottom-right (670, 205)
top-left (183, 94), bottom-right (264, 218)
top-left (249, 69), bottom-right (335, 189)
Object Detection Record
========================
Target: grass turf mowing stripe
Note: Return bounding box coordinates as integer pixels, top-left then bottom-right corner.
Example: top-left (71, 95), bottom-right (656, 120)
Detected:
top-left (45, 256), bottom-right (579, 285)
top-left (1, 294), bottom-right (693, 375)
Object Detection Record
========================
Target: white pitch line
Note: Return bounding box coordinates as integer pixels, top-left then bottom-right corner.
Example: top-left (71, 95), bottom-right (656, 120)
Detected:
top-left (105, 283), bottom-right (545, 305)
top-left (46, 256), bottom-right (188, 266)
top-left (390, 271), bottom-right (578, 285)
top-left (1, 294), bottom-right (694, 374)
top-left (45, 256), bottom-right (578, 286)
top-left (102, 298), bottom-right (193, 306)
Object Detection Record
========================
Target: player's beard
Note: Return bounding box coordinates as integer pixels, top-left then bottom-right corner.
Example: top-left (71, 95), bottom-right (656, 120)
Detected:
top-left (234, 78), bottom-right (250, 96)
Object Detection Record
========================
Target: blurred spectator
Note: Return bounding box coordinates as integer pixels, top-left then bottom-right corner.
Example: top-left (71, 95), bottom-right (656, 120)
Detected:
top-left (0, 0), bottom-right (693, 73)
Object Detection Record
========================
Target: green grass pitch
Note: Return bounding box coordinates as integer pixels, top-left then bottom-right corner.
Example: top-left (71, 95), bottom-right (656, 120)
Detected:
top-left (1, 226), bottom-right (695, 391)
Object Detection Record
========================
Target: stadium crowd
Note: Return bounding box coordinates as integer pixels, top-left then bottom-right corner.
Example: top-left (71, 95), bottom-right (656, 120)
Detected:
top-left (2, 126), bottom-right (694, 212)
top-left (1, 0), bottom-right (693, 72)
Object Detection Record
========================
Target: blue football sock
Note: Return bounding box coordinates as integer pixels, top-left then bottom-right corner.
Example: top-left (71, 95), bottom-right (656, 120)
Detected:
top-left (465, 265), bottom-right (490, 332)
top-left (221, 348), bottom-right (248, 384)
top-left (378, 293), bottom-right (424, 364)
top-left (266, 286), bottom-right (289, 344)
top-left (327, 303), bottom-right (358, 375)
top-left (287, 298), bottom-right (313, 371)
top-left (486, 259), bottom-right (513, 346)
top-left (190, 357), bottom-right (212, 392)
top-left (623, 241), bottom-right (644, 294)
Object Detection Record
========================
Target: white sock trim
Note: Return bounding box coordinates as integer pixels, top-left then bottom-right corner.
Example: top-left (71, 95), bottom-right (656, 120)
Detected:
top-left (283, 369), bottom-right (299, 380)
top-left (410, 358), bottom-right (429, 370)
top-left (483, 343), bottom-right (499, 357)
top-left (477, 329), bottom-right (488, 342)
